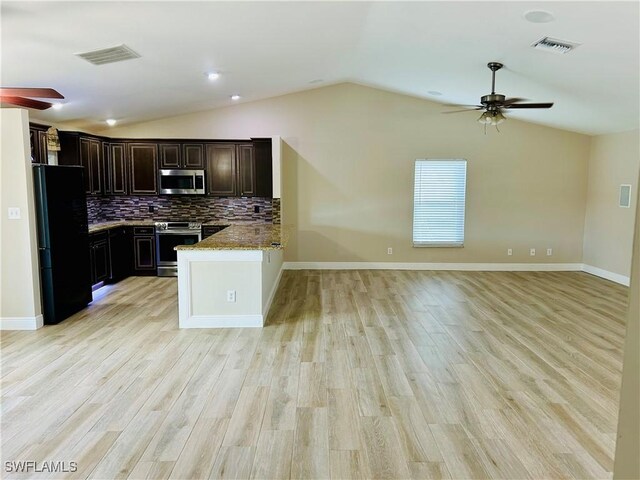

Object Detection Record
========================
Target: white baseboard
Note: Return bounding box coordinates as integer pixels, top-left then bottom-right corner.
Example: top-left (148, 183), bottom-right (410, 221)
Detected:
top-left (581, 264), bottom-right (630, 286)
top-left (179, 314), bottom-right (264, 329)
top-left (263, 266), bottom-right (284, 318)
top-left (0, 315), bottom-right (44, 330)
top-left (283, 262), bottom-right (583, 272)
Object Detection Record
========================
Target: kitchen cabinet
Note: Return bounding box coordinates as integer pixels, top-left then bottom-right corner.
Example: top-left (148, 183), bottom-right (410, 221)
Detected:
top-left (252, 138), bottom-right (273, 198)
top-left (89, 231), bottom-right (111, 285)
top-left (29, 124), bottom-right (49, 164)
top-left (104, 143), bottom-right (128, 195)
top-left (182, 143), bottom-right (205, 168)
top-left (206, 141), bottom-right (272, 198)
top-left (206, 144), bottom-right (237, 196)
top-left (133, 226), bottom-right (156, 275)
top-left (202, 225), bottom-right (229, 239)
top-left (159, 143), bottom-right (205, 169)
top-left (159, 143), bottom-right (181, 169)
top-left (129, 144), bottom-right (158, 195)
top-left (58, 133), bottom-right (103, 195)
top-left (108, 226), bottom-right (132, 282)
top-left (80, 137), bottom-right (103, 195)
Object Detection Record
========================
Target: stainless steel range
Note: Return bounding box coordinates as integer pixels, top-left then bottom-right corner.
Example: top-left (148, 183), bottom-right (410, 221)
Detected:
top-left (155, 221), bottom-right (202, 277)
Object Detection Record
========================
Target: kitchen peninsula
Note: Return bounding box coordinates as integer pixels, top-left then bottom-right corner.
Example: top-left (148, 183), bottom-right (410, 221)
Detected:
top-left (175, 224), bottom-right (286, 328)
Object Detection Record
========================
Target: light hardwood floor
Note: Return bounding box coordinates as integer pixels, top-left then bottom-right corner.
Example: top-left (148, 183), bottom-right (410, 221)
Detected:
top-left (0, 270), bottom-right (628, 480)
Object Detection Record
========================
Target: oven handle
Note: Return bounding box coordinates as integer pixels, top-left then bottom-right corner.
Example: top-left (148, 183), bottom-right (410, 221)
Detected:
top-left (156, 230), bottom-right (202, 236)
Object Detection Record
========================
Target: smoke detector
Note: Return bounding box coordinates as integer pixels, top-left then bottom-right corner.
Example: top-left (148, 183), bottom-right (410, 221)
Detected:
top-left (531, 37), bottom-right (580, 54)
top-left (75, 44), bottom-right (141, 65)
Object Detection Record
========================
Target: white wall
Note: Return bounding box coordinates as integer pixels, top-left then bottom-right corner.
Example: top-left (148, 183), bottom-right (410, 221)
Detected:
top-left (583, 129), bottom-right (640, 283)
top-left (0, 109), bottom-right (43, 329)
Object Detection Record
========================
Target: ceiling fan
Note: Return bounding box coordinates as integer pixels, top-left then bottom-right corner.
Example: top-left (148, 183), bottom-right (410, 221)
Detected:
top-left (444, 62), bottom-right (553, 129)
top-left (0, 87), bottom-right (64, 110)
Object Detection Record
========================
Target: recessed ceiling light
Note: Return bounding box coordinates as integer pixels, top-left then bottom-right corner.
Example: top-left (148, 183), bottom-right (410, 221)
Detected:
top-left (206, 72), bottom-right (220, 81)
top-left (427, 90), bottom-right (443, 96)
top-left (230, 94), bottom-right (240, 101)
top-left (51, 103), bottom-right (63, 110)
top-left (106, 118), bottom-right (117, 126)
top-left (524, 10), bottom-right (555, 23)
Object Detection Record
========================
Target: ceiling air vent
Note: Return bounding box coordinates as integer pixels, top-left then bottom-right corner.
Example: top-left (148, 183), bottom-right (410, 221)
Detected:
top-left (532, 37), bottom-right (580, 54)
top-left (75, 44), bottom-right (141, 65)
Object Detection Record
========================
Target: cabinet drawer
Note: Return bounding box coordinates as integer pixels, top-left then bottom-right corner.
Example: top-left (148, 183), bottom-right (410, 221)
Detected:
top-left (133, 226), bottom-right (155, 235)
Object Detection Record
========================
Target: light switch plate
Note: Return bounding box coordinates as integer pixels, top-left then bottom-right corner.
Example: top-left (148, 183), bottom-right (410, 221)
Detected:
top-left (8, 207), bottom-right (21, 220)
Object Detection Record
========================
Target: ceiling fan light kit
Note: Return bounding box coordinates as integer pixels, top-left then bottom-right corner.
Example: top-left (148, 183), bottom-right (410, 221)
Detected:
top-left (444, 62), bottom-right (554, 132)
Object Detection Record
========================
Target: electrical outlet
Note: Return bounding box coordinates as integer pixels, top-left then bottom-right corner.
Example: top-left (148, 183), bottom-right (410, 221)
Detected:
top-left (148, 205), bottom-right (155, 213)
top-left (530, 248), bottom-right (536, 256)
top-left (507, 248), bottom-right (513, 256)
top-left (547, 248), bottom-right (553, 256)
top-left (8, 207), bottom-right (21, 220)
top-left (387, 247), bottom-right (393, 255)
top-left (226, 290), bottom-right (236, 302)
top-left (254, 206), bottom-right (260, 213)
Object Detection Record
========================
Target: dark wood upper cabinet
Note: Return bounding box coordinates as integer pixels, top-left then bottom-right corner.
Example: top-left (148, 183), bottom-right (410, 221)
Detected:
top-left (29, 124), bottom-right (49, 164)
top-left (159, 143), bottom-right (181, 169)
top-left (107, 143), bottom-right (128, 195)
top-left (129, 143), bottom-right (158, 195)
top-left (183, 143), bottom-right (204, 169)
top-left (79, 137), bottom-right (102, 195)
top-left (238, 144), bottom-right (256, 196)
top-left (206, 144), bottom-right (237, 196)
top-left (253, 138), bottom-right (273, 198)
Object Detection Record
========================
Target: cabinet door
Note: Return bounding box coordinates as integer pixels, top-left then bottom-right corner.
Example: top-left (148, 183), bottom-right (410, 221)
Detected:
top-left (253, 139), bottom-right (273, 198)
top-left (32, 129), bottom-right (49, 164)
top-left (238, 144), bottom-right (256, 196)
top-left (103, 143), bottom-right (112, 194)
top-left (159, 143), bottom-right (181, 169)
top-left (79, 138), bottom-right (93, 194)
top-left (133, 236), bottom-right (156, 272)
top-left (206, 144), bottom-right (236, 196)
top-left (108, 227), bottom-right (132, 282)
top-left (129, 144), bottom-right (158, 195)
top-left (183, 144), bottom-right (204, 168)
top-left (109, 143), bottom-right (128, 195)
top-left (91, 239), bottom-right (111, 284)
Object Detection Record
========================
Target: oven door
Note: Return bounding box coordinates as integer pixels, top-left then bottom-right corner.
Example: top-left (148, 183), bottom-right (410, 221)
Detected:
top-left (156, 230), bottom-right (201, 277)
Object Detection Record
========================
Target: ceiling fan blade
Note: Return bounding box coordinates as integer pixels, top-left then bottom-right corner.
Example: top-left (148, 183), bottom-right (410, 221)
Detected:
top-left (505, 102), bottom-right (554, 109)
top-left (442, 104), bottom-right (483, 108)
top-left (0, 96), bottom-right (53, 110)
top-left (443, 107), bottom-right (484, 114)
top-left (502, 97), bottom-right (527, 105)
top-left (0, 87), bottom-right (64, 99)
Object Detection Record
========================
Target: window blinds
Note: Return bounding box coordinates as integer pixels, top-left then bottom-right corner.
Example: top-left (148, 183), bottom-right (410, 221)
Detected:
top-left (413, 159), bottom-right (467, 247)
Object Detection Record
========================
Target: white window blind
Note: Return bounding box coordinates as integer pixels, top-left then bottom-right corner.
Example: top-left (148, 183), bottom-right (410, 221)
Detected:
top-left (413, 159), bottom-right (467, 247)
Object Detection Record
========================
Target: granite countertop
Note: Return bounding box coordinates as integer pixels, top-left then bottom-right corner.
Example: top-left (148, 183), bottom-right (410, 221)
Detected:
top-left (88, 219), bottom-right (269, 233)
top-left (176, 224), bottom-right (287, 251)
top-left (88, 220), bottom-right (156, 233)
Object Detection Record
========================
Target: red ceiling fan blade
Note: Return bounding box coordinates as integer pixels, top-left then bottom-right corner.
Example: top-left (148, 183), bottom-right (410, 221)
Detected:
top-left (0, 96), bottom-right (53, 110)
top-left (0, 87), bottom-right (64, 99)
top-left (505, 102), bottom-right (554, 109)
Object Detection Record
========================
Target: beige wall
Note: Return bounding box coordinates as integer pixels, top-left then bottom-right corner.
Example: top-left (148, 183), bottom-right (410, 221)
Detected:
top-left (108, 82), bottom-right (591, 264)
top-left (613, 169), bottom-right (639, 479)
top-left (0, 109), bottom-right (43, 329)
top-left (583, 130), bottom-right (640, 278)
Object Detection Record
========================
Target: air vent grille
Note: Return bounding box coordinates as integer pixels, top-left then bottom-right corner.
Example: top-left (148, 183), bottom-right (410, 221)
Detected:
top-left (532, 37), bottom-right (580, 54)
top-left (75, 44), bottom-right (141, 65)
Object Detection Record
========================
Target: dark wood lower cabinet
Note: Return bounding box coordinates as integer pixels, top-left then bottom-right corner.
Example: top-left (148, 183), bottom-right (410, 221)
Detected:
top-left (89, 232), bottom-right (111, 285)
top-left (108, 226), bottom-right (132, 282)
top-left (133, 227), bottom-right (156, 275)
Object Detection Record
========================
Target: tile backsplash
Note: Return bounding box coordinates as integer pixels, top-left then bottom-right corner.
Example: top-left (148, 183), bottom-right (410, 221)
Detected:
top-left (87, 195), bottom-right (277, 224)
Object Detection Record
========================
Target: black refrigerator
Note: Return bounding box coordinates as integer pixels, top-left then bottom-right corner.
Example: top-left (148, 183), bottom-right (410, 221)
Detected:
top-left (33, 165), bottom-right (92, 324)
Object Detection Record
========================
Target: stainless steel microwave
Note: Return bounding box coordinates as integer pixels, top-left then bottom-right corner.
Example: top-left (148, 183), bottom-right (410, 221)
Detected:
top-left (158, 169), bottom-right (206, 195)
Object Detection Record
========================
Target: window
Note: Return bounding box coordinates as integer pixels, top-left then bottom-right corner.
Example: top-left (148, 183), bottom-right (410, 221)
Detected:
top-left (413, 159), bottom-right (467, 247)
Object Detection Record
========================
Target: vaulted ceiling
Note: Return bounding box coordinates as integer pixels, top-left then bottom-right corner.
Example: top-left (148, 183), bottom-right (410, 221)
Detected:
top-left (2, 1), bottom-right (638, 135)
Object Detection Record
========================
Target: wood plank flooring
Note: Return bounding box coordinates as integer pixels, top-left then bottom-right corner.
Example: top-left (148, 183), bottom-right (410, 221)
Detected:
top-left (0, 270), bottom-right (628, 479)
